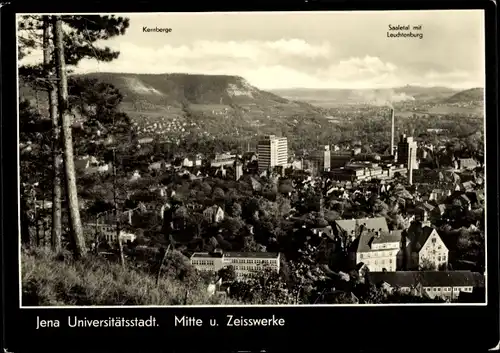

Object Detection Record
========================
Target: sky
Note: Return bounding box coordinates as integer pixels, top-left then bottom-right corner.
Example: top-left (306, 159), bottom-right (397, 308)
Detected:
top-left (18, 10), bottom-right (485, 90)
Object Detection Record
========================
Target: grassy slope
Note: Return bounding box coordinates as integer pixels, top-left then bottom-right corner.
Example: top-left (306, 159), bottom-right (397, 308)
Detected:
top-left (21, 247), bottom-right (242, 306)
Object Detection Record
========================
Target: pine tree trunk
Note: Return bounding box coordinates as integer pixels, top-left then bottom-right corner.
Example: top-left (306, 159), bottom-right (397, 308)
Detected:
top-left (43, 16), bottom-right (62, 253)
top-left (53, 17), bottom-right (86, 258)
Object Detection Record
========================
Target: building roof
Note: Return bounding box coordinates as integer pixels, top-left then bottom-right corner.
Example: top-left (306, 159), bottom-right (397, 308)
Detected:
top-left (422, 202), bottom-right (435, 212)
top-left (458, 158), bottom-right (478, 168)
top-left (460, 194), bottom-right (471, 203)
top-left (224, 252), bottom-right (279, 259)
top-left (353, 230), bottom-right (402, 253)
top-left (431, 189), bottom-right (444, 194)
top-left (372, 230), bottom-right (403, 244)
top-left (367, 271), bottom-right (484, 288)
top-left (462, 181), bottom-right (475, 189)
top-left (191, 252), bottom-right (218, 259)
top-left (335, 217), bottom-right (389, 236)
top-left (406, 225), bottom-right (437, 252)
top-left (190, 251), bottom-right (279, 259)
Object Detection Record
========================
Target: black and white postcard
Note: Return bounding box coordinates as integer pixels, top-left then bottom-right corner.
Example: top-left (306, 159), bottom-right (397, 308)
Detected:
top-left (17, 10), bottom-right (488, 307)
top-left (4, 5), bottom-right (498, 352)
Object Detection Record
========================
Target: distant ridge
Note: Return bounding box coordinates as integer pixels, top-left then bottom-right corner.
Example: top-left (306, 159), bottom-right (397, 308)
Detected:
top-left (442, 87), bottom-right (484, 103)
top-left (71, 72), bottom-right (291, 107)
top-left (18, 72), bottom-right (322, 137)
top-left (270, 86), bottom-right (463, 105)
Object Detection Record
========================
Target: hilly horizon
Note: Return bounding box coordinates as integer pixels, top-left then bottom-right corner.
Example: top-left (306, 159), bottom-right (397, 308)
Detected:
top-left (19, 71), bottom-right (321, 118)
top-left (270, 85), bottom-right (484, 107)
top-left (19, 72), bottom-right (484, 147)
top-left (19, 72), bottom-right (483, 112)
top-left (19, 72), bottom-right (327, 143)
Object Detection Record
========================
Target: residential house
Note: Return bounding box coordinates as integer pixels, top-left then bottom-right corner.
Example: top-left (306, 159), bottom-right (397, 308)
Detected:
top-left (130, 170), bottom-right (141, 181)
top-left (335, 217), bottom-right (389, 243)
top-left (83, 222), bottom-right (136, 244)
top-left (429, 188), bottom-right (451, 202)
top-left (182, 157), bottom-right (194, 168)
top-left (119, 230), bottom-right (137, 243)
top-left (367, 271), bottom-right (484, 301)
top-left (459, 194), bottom-right (472, 211)
top-left (75, 155), bottom-right (111, 174)
top-left (249, 176), bottom-right (263, 192)
top-left (348, 228), bottom-right (402, 272)
top-left (190, 250), bottom-right (280, 280)
top-left (399, 224), bottom-right (449, 271)
top-left (460, 181), bottom-right (476, 193)
top-left (242, 152), bottom-right (258, 163)
top-left (431, 204), bottom-right (447, 221)
top-left (466, 189), bottom-right (485, 207)
top-left (290, 159), bottom-right (303, 170)
top-left (311, 225), bottom-right (334, 239)
top-left (148, 161), bottom-right (165, 172)
top-left (207, 277), bottom-right (228, 297)
top-left (203, 205), bottom-right (225, 224)
top-left (211, 152), bottom-right (236, 168)
top-left (457, 158), bottom-right (478, 171)
top-left (413, 202), bottom-right (435, 224)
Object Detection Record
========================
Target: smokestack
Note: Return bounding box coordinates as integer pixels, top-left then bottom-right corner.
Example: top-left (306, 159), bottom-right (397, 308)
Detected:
top-left (390, 108), bottom-right (395, 159)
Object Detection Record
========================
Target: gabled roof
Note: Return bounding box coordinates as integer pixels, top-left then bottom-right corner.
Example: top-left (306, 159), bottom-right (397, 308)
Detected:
top-left (460, 194), bottom-right (471, 203)
top-left (353, 230), bottom-right (402, 253)
top-left (372, 230), bottom-right (403, 244)
top-left (335, 217), bottom-right (389, 237)
top-left (406, 224), bottom-right (437, 252)
top-left (417, 202), bottom-right (435, 212)
top-left (368, 271), bottom-right (484, 288)
top-left (437, 204), bottom-right (447, 213)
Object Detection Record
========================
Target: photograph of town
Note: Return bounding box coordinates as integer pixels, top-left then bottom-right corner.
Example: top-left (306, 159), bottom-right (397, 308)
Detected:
top-left (18, 10), bottom-right (486, 306)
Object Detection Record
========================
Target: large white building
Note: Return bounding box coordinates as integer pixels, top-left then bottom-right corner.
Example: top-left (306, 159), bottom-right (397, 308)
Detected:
top-left (190, 250), bottom-right (280, 279)
top-left (257, 135), bottom-right (288, 172)
top-left (350, 229), bottom-right (402, 272)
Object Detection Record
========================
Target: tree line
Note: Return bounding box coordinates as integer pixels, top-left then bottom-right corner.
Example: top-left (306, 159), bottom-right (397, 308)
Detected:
top-left (19, 15), bottom-right (130, 258)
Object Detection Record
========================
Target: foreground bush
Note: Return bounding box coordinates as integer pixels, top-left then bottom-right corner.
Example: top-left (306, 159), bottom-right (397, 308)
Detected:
top-left (21, 247), bottom-right (242, 306)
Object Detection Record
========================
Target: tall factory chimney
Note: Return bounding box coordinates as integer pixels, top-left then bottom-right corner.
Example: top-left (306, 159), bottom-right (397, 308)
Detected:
top-left (390, 107), bottom-right (395, 159)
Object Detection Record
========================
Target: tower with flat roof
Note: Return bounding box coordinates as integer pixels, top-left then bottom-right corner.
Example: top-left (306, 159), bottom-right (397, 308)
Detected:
top-left (257, 135), bottom-right (288, 172)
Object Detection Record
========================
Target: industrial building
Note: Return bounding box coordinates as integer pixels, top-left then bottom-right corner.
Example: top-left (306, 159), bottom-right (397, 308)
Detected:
top-left (328, 162), bottom-right (407, 182)
top-left (397, 134), bottom-right (419, 171)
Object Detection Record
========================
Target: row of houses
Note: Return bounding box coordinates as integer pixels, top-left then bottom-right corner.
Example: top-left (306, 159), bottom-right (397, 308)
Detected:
top-left (367, 270), bottom-right (484, 301)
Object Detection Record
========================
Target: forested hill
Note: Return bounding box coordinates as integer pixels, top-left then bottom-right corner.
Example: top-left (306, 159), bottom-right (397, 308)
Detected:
top-left (19, 72), bottom-right (306, 108)
top-left (442, 88), bottom-right (484, 103)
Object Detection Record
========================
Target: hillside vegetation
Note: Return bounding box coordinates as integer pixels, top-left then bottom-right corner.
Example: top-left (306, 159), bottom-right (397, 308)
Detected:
top-left (21, 72), bottom-right (296, 109)
top-left (443, 87), bottom-right (484, 103)
top-left (21, 247), bottom-right (243, 306)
